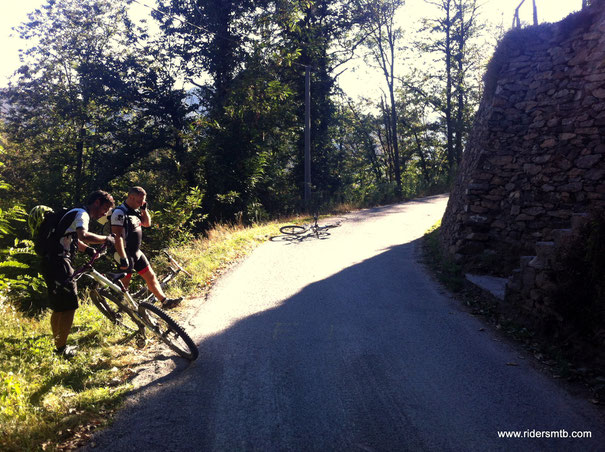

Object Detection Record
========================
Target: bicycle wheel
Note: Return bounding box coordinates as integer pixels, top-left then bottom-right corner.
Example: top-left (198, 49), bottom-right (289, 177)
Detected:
top-left (280, 225), bottom-right (307, 235)
top-left (138, 302), bottom-right (198, 361)
top-left (90, 289), bottom-right (141, 333)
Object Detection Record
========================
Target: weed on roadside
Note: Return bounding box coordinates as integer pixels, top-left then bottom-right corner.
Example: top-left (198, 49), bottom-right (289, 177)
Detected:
top-left (0, 300), bottom-right (139, 451)
top-left (421, 221), bottom-right (465, 293)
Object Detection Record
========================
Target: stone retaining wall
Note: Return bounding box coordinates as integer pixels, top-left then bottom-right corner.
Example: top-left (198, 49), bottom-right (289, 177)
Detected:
top-left (441, 1), bottom-right (605, 278)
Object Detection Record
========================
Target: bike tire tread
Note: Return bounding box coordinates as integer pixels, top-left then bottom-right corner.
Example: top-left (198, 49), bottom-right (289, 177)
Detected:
top-left (138, 302), bottom-right (199, 361)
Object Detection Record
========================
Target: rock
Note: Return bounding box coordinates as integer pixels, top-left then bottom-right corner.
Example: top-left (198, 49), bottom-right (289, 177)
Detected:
top-left (576, 154), bottom-right (601, 168)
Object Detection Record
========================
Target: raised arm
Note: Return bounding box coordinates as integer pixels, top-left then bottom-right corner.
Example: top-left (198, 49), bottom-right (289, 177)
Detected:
top-left (140, 204), bottom-right (151, 228)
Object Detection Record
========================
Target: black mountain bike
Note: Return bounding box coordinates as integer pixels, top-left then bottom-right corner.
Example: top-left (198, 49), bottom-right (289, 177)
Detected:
top-left (70, 244), bottom-right (198, 361)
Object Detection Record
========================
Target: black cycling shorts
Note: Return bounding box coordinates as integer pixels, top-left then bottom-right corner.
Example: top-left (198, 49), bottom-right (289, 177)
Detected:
top-left (114, 250), bottom-right (150, 275)
top-left (42, 255), bottom-right (79, 312)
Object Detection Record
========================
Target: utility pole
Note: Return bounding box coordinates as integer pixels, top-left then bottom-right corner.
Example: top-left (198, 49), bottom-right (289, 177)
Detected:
top-left (304, 66), bottom-right (311, 209)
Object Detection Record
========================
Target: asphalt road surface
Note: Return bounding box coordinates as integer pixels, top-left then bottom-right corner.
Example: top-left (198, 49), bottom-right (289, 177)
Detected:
top-left (86, 194), bottom-right (605, 451)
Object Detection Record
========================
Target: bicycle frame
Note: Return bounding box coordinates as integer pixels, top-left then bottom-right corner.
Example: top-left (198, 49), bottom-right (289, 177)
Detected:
top-left (278, 213), bottom-right (342, 240)
top-left (83, 269), bottom-right (137, 309)
top-left (69, 243), bottom-right (199, 360)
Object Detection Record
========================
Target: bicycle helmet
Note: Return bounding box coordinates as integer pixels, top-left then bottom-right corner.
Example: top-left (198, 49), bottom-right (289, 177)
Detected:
top-left (28, 205), bottom-right (53, 237)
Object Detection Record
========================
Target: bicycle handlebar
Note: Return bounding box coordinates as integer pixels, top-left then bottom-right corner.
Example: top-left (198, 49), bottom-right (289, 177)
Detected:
top-left (68, 242), bottom-right (109, 283)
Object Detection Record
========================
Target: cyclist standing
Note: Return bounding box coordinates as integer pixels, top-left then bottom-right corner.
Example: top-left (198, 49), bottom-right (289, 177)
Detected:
top-left (111, 186), bottom-right (182, 309)
top-left (42, 190), bottom-right (116, 358)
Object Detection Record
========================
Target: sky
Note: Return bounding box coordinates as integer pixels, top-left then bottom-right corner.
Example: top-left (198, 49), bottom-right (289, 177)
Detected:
top-left (0, 0), bottom-right (584, 92)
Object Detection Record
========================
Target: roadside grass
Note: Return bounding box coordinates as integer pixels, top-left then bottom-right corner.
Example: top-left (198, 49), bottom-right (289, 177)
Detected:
top-left (154, 222), bottom-right (283, 299)
top-left (0, 219), bottom-right (288, 451)
top-left (0, 301), bottom-right (137, 451)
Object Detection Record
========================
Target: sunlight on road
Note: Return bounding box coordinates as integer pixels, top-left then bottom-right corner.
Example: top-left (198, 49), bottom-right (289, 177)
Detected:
top-left (190, 195), bottom-right (449, 341)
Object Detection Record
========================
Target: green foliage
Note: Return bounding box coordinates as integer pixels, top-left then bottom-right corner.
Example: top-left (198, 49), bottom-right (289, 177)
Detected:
top-left (1, 0), bottom-right (191, 206)
top-left (0, 0), bottom-right (463, 230)
top-left (146, 186), bottom-right (206, 248)
top-left (0, 164), bottom-right (46, 307)
top-left (0, 300), bottom-right (134, 451)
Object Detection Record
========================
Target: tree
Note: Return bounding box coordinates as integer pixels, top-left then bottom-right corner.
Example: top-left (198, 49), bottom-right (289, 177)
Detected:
top-left (1, 0), bottom-right (190, 209)
top-left (154, 0), bottom-right (296, 220)
top-left (153, 0), bottom-right (371, 217)
top-left (268, 0), bottom-right (374, 205)
top-left (4, 0), bottom-right (130, 203)
top-left (452, 0), bottom-right (483, 167)
top-left (356, 0), bottom-right (405, 196)
top-left (419, 0), bottom-right (484, 176)
top-left (397, 72), bottom-right (448, 190)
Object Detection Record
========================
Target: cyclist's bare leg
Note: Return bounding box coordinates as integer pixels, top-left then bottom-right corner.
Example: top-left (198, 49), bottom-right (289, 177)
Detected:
top-left (51, 309), bottom-right (75, 349)
top-left (139, 266), bottom-right (167, 302)
top-left (119, 273), bottom-right (133, 290)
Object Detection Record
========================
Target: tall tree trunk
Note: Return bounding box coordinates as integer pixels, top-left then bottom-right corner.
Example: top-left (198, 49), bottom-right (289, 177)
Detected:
top-left (454, 0), bottom-right (465, 167)
top-left (367, 1), bottom-right (405, 196)
top-left (413, 129), bottom-right (431, 185)
top-left (346, 99), bottom-right (384, 183)
top-left (74, 124), bottom-right (85, 204)
top-left (379, 97), bottom-right (395, 183)
top-left (389, 82), bottom-right (402, 195)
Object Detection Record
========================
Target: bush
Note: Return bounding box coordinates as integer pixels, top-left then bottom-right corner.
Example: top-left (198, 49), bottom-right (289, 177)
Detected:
top-left (145, 186), bottom-right (206, 249)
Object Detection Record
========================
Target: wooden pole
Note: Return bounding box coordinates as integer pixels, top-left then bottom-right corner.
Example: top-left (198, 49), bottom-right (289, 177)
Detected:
top-left (304, 66), bottom-right (311, 209)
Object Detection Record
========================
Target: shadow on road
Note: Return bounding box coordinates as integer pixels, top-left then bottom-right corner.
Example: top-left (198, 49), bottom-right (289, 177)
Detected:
top-left (89, 238), bottom-right (604, 452)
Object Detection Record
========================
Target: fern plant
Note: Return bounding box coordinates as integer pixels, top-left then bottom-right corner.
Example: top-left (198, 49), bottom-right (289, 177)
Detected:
top-left (0, 164), bottom-right (46, 308)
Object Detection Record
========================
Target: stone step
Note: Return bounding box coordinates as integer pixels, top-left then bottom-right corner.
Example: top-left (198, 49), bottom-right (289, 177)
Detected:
top-left (465, 273), bottom-right (508, 300)
top-left (529, 241), bottom-right (555, 269)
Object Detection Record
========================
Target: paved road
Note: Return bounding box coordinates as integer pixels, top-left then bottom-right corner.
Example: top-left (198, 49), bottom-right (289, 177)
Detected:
top-left (86, 195), bottom-right (604, 451)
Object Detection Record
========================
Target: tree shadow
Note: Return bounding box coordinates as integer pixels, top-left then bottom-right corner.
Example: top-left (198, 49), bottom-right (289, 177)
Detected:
top-left (87, 237), bottom-right (605, 451)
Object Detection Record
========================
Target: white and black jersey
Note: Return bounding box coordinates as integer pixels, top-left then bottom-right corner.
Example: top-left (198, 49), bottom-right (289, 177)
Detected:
top-left (110, 203), bottom-right (143, 254)
top-left (57, 208), bottom-right (90, 255)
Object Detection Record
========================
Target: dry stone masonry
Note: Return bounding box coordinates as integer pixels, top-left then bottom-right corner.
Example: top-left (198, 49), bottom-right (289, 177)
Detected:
top-left (441, 1), bottom-right (605, 315)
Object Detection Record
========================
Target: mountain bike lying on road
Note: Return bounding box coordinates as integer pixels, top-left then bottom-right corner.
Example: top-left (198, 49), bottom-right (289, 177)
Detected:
top-left (279, 213), bottom-right (343, 239)
top-left (69, 243), bottom-right (198, 361)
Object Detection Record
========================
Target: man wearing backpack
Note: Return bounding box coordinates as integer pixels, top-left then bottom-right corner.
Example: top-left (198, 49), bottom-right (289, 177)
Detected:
top-left (111, 186), bottom-right (182, 310)
top-left (43, 190), bottom-right (116, 358)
